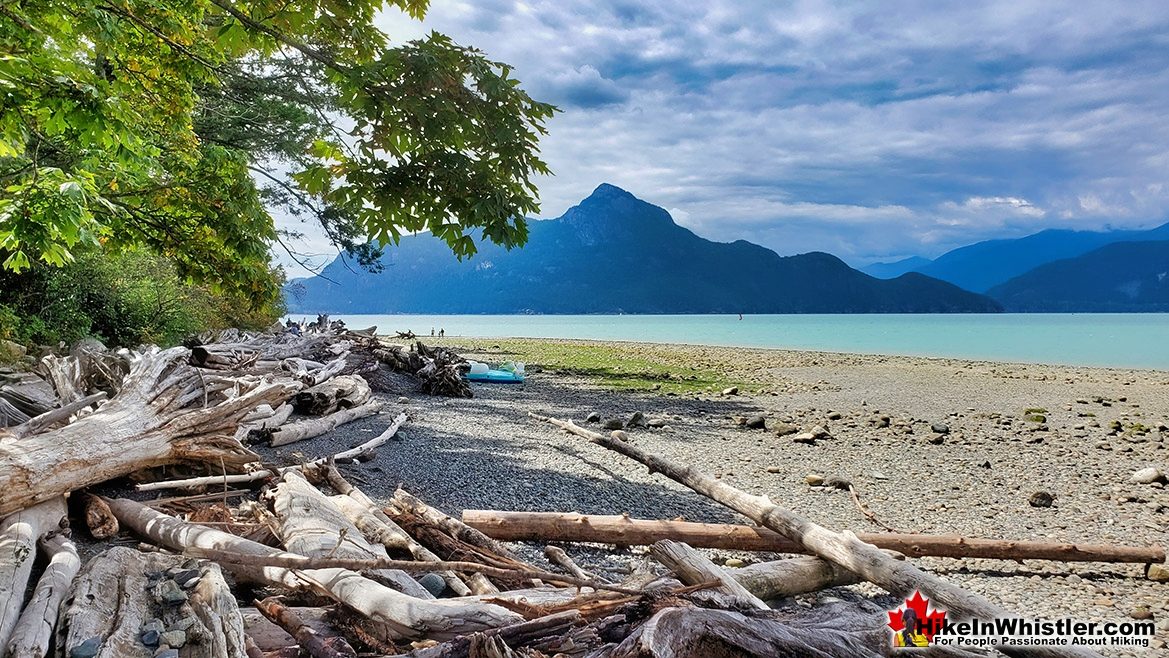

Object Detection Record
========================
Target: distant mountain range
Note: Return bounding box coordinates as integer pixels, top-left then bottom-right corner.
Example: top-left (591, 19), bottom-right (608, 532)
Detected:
top-left (863, 223), bottom-right (1169, 292)
top-left (286, 184), bottom-right (1001, 314)
top-left (860, 221), bottom-right (1169, 312)
top-left (989, 241), bottom-right (1169, 312)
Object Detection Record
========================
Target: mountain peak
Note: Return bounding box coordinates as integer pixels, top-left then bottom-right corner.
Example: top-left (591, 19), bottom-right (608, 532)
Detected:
top-left (562, 183), bottom-right (676, 245)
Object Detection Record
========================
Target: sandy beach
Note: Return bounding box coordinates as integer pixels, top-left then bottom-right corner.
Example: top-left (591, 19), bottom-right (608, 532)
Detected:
top-left (260, 337), bottom-right (1169, 655)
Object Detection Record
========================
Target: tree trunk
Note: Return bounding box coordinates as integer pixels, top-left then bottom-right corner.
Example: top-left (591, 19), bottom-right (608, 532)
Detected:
top-left (56, 546), bottom-right (248, 658)
top-left (649, 540), bottom-right (769, 610)
top-left (460, 510), bottom-right (1166, 564)
top-left (266, 401), bottom-right (382, 447)
top-left (293, 376), bottom-right (371, 416)
top-left (531, 414), bottom-right (1103, 658)
top-left (0, 348), bottom-right (299, 517)
top-left (3, 531), bottom-right (80, 658)
top-left (0, 497), bottom-right (67, 651)
top-left (107, 498), bottom-right (525, 642)
top-left (732, 556), bottom-right (861, 600)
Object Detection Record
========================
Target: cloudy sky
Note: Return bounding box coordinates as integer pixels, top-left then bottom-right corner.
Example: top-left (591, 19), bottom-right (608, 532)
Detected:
top-left (278, 1), bottom-right (1169, 274)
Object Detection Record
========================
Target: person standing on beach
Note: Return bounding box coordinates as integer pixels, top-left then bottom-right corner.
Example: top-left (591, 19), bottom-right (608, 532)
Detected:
top-left (439, 328), bottom-right (445, 338)
top-left (431, 327), bottom-right (435, 337)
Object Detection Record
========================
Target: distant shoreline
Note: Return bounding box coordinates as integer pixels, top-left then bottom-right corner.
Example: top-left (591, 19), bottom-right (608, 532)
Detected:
top-left (290, 313), bottom-right (1169, 371)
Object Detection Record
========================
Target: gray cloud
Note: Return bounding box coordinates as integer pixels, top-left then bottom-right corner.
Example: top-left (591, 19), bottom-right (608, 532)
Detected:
top-left (276, 1), bottom-right (1169, 275)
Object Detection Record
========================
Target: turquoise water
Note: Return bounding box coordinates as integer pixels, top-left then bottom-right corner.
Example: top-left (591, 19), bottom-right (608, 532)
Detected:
top-left (290, 314), bottom-right (1169, 371)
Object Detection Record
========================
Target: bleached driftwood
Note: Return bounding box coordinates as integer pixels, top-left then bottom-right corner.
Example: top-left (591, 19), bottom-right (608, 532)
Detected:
top-left (271, 471), bottom-right (432, 599)
top-left (649, 540), bottom-right (768, 610)
top-left (293, 375), bottom-right (370, 416)
top-left (531, 413), bottom-right (1104, 658)
top-left (55, 546), bottom-right (248, 658)
top-left (4, 531), bottom-right (80, 658)
top-left (267, 401), bottom-right (382, 447)
top-left (0, 498), bottom-right (68, 651)
top-left (0, 348), bottom-right (299, 517)
top-left (136, 412), bottom-right (408, 491)
top-left (322, 464), bottom-right (473, 596)
top-left (107, 498), bottom-right (526, 642)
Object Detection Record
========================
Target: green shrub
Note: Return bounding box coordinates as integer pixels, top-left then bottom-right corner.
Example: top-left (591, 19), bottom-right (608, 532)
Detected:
top-left (0, 248), bottom-right (283, 349)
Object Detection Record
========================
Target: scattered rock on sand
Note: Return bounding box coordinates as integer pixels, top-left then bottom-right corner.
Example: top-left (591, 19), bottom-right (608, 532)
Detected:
top-left (827, 411), bottom-right (843, 420)
top-left (931, 422), bottom-right (950, 434)
top-left (770, 421), bottom-right (799, 436)
top-left (1028, 491), bottom-right (1055, 508)
top-left (793, 425), bottom-right (831, 444)
top-left (647, 417), bottom-right (667, 428)
top-left (626, 411), bottom-right (646, 428)
top-left (586, 411), bottom-right (601, 423)
top-left (744, 415), bottom-right (766, 429)
top-left (722, 386), bottom-right (739, 396)
top-left (1130, 606), bottom-right (1154, 620)
top-left (603, 418), bottom-right (623, 430)
top-left (873, 415), bottom-right (891, 428)
top-left (928, 434), bottom-right (945, 445)
top-left (804, 474), bottom-right (825, 486)
top-left (766, 465), bottom-right (783, 473)
top-left (610, 430), bottom-right (630, 441)
top-left (723, 558), bottom-right (745, 568)
top-left (1130, 466), bottom-right (1166, 484)
top-left (1147, 564), bottom-right (1169, 582)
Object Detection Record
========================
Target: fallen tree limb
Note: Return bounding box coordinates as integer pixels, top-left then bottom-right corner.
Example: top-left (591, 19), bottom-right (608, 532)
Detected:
top-left (0, 497), bottom-right (67, 651)
top-left (461, 510), bottom-right (1167, 564)
top-left (391, 488), bottom-right (519, 561)
top-left (322, 464), bottom-right (471, 596)
top-left (530, 412), bottom-right (1103, 658)
top-left (254, 597), bottom-right (355, 658)
top-left (406, 610), bottom-right (585, 658)
top-left (136, 412), bottom-right (408, 491)
top-left (267, 400), bottom-right (382, 447)
top-left (9, 392), bottom-right (106, 439)
top-left (544, 546), bottom-right (602, 583)
top-left (0, 348), bottom-right (299, 517)
top-left (107, 497), bottom-right (527, 641)
top-left (293, 375), bottom-right (370, 416)
top-left (733, 556), bottom-right (862, 600)
top-left (650, 540), bottom-right (768, 610)
top-left (271, 471), bottom-right (432, 600)
top-left (3, 529), bottom-right (78, 658)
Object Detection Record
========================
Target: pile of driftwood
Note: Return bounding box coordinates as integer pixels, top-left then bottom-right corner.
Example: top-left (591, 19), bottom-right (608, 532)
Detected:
top-left (0, 327), bottom-right (1164, 658)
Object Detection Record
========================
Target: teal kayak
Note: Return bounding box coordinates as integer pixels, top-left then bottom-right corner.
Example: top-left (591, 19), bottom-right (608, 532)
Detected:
top-left (465, 369), bottom-right (525, 384)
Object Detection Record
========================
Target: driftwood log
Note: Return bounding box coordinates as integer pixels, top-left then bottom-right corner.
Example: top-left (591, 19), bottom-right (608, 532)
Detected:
top-left (107, 498), bottom-right (526, 641)
top-left (321, 465), bottom-right (472, 596)
top-left (0, 497), bottom-right (68, 651)
top-left (266, 400), bottom-right (382, 447)
top-left (55, 546), bottom-right (249, 658)
top-left (293, 375), bottom-right (371, 416)
top-left (270, 471), bottom-right (432, 599)
top-left (461, 510), bottom-right (1167, 564)
top-left (4, 531), bottom-right (80, 658)
top-left (649, 539), bottom-right (768, 610)
top-left (136, 412), bottom-right (408, 491)
top-left (253, 598), bottom-right (355, 658)
top-left (0, 348), bottom-right (299, 517)
top-left (531, 413), bottom-right (1104, 658)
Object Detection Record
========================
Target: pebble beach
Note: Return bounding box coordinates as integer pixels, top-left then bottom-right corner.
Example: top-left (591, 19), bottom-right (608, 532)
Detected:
top-left (265, 338), bottom-right (1169, 655)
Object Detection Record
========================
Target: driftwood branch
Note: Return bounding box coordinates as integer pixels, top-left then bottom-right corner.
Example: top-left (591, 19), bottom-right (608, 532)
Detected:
top-left (530, 412), bottom-right (1104, 658)
top-left (254, 597), bottom-right (355, 658)
top-left (460, 510), bottom-right (1166, 564)
top-left (136, 412), bottom-right (408, 491)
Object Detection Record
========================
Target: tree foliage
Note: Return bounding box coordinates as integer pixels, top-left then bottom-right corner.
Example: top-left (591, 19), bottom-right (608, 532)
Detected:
top-left (0, 0), bottom-right (557, 303)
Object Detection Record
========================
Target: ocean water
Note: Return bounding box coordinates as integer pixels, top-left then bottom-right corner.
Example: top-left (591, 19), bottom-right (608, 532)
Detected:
top-left (289, 313), bottom-right (1169, 371)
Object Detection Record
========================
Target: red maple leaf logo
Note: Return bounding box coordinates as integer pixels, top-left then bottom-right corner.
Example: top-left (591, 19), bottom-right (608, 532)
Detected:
top-left (888, 591), bottom-right (948, 645)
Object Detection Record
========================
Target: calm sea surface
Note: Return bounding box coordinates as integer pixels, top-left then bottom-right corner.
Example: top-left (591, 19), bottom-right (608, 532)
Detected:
top-left (291, 314), bottom-right (1169, 371)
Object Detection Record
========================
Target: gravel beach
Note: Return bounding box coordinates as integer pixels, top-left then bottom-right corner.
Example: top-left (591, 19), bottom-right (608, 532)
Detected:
top-left (263, 338), bottom-right (1169, 655)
